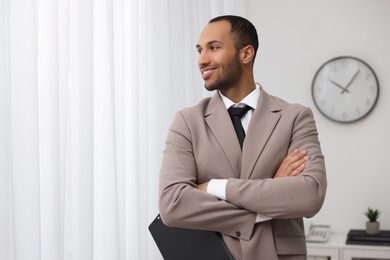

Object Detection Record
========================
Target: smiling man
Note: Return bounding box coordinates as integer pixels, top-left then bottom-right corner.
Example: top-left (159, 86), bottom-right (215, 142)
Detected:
top-left (159, 15), bottom-right (327, 260)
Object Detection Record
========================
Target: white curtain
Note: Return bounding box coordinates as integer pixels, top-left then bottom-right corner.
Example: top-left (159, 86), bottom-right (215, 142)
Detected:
top-left (0, 0), bottom-right (247, 259)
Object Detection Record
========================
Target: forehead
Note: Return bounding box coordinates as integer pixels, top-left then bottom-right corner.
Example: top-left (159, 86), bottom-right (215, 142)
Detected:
top-left (197, 20), bottom-right (234, 47)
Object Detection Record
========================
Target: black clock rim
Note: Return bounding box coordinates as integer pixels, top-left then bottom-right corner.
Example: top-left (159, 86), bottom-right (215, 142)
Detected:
top-left (311, 56), bottom-right (380, 123)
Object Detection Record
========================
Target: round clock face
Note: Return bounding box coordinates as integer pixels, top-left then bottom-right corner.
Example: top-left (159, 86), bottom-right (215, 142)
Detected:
top-left (312, 56), bottom-right (379, 123)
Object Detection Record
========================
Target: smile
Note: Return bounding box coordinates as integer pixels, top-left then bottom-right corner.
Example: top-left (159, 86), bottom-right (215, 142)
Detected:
top-left (202, 68), bottom-right (216, 75)
top-left (201, 67), bottom-right (217, 79)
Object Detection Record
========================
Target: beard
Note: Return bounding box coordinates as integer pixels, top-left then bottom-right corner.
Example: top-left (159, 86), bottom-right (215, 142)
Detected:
top-left (204, 52), bottom-right (243, 92)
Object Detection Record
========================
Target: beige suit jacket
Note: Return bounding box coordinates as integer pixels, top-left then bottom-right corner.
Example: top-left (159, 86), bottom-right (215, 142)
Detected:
top-left (159, 87), bottom-right (327, 260)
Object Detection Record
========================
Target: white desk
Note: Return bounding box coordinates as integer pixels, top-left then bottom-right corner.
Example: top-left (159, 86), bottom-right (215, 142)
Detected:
top-left (307, 233), bottom-right (390, 260)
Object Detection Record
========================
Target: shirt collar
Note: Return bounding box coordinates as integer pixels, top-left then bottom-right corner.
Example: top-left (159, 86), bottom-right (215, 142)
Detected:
top-left (219, 83), bottom-right (260, 110)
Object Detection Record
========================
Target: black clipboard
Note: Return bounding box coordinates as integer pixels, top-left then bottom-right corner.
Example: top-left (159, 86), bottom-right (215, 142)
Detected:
top-left (148, 214), bottom-right (234, 260)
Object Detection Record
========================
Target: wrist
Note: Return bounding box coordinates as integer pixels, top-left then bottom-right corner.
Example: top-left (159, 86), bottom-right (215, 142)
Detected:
top-left (207, 179), bottom-right (228, 200)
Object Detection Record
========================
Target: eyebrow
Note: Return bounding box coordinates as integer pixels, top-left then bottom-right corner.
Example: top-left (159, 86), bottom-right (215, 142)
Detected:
top-left (196, 40), bottom-right (224, 49)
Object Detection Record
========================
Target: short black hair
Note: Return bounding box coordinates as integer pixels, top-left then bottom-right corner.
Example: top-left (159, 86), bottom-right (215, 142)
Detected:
top-left (209, 15), bottom-right (259, 62)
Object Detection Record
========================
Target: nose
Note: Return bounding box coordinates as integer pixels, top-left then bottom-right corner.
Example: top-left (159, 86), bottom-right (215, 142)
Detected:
top-left (198, 51), bottom-right (210, 69)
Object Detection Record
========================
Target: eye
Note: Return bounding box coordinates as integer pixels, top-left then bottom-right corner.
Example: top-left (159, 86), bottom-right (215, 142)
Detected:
top-left (210, 45), bottom-right (220, 51)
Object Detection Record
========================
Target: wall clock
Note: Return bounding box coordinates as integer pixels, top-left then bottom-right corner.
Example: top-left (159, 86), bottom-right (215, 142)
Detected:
top-left (311, 56), bottom-right (379, 123)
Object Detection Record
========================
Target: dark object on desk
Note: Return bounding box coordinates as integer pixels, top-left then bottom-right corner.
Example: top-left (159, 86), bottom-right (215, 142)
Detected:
top-left (346, 229), bottom-right (390, 246)
top-left (148, 214), bottom-right (234, 260)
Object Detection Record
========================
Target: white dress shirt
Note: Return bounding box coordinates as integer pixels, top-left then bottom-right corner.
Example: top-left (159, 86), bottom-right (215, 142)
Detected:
top-left (207, 83), bottom-right (272, 223)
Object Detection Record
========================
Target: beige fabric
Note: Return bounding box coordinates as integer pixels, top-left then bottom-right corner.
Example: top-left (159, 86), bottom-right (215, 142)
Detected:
top-left (159, 87), bottom-right (327, 260)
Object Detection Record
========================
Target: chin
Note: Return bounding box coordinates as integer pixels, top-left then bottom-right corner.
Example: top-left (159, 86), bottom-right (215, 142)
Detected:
top-left (204, 84), bottom-right (217, 92)
top-left (203, 81), bottom-right (221, 92)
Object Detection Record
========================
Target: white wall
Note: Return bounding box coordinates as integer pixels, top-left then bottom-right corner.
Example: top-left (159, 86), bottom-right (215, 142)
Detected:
top-left (247, 0), bottom-right (390, 233)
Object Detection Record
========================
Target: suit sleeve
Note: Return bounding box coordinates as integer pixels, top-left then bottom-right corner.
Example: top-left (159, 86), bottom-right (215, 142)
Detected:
top-left (225, 106), bottom-right (327, 219)
top-left (159, 111), bottom-right (257, 240)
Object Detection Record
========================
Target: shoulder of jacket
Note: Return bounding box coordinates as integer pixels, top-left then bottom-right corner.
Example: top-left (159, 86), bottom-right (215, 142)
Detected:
top-left (178, 96), bottom-right (212, 116)
top-left (268, 94), bottom-right (308, 112)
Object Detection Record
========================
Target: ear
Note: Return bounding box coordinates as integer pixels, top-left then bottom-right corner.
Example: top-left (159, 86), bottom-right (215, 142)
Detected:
top-left (240, 45), bottom-right (255, 65)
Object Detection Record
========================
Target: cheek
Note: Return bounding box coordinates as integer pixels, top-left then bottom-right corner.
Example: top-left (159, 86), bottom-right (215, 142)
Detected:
top-left (213, 50), bottom-right (232, 63)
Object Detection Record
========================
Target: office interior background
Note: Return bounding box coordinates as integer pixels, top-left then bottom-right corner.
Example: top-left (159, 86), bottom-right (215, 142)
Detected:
top-left (1, 0), bottom-right (389, 259)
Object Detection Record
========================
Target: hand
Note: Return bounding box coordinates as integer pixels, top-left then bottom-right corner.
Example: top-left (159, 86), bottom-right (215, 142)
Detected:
top-left (341, 69), bottom-right (360, 94)
top-left (274, 149), bottom-right (309, 178)
top-left (329, 78), bottom-right (349, 93)
top-left (197, 181), bottom-right (209, 192)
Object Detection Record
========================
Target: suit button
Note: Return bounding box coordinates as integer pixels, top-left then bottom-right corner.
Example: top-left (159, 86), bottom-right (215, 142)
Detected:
top-left (236, 231), bottom-right (241, 237)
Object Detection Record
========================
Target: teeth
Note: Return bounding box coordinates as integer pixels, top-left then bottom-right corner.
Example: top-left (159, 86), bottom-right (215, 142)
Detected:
top-left (202, 68), bottom-right (215, 75)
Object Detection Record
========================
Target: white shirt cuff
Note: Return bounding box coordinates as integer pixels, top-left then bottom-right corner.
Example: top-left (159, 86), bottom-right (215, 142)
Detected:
top-left (207, 179), bottom-right (271, 223)
top-left (255, 213), bottom-right (272, 223)
top-left (206, 179), bottom-right (228, 200)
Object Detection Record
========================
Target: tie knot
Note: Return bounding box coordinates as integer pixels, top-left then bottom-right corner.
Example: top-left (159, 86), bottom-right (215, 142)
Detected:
top-left (228, 104), bottom-right (251, 118)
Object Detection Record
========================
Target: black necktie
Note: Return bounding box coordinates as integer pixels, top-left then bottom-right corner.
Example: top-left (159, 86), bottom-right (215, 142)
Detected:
top-left (228, 104), bottom-right (251, 149)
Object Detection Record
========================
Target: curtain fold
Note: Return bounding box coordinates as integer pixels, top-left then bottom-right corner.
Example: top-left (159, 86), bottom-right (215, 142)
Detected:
top-left (37, 0), bottom-right (61, 259)
top-left (0, 0), bottom-right (246, 259)
top-left (0, 0), bottom-right (11, 259)
top-left (9, 0), bottom-right (41, 259)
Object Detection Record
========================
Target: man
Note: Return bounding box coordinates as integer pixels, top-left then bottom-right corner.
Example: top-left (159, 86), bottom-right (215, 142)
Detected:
top-left (159, 15), bottom-right (326, 260)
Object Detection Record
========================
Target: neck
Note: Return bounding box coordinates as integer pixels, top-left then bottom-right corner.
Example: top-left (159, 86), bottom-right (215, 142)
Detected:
top-left (220, 78), bottom-right (256, 103)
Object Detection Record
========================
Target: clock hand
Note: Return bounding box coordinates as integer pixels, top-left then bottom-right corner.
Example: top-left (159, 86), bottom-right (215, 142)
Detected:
top-left (341, 69), bottom-right (360, 94)
top-left (329, 79), bottom-right (350, 93)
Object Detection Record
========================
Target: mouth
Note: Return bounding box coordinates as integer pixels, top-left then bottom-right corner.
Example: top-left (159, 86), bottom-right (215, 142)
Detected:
top-left (201, 67), bottom-right (217, 80)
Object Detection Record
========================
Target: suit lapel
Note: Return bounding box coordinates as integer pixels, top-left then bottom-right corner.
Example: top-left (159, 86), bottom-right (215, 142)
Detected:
top-left (205, 93), bottom-right (241, 178)
top-left (241, 88), bottom-right (282, 179)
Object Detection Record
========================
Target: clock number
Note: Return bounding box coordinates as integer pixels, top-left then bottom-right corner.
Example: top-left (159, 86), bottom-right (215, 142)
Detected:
top-left (342, 111), bottom-right (348, 120)
top-left (330, 107), bottom-right (335, 115)
top-left (329, 63), bottom-right (337, 73)
top-left (315, 85), bottom-right (322, 95)
top-left (355, 108), bottom-right (361, 116)
top-left (341, 60), bottom-right (348, 68)
top-left (318, 74), bottom-right (325, 82)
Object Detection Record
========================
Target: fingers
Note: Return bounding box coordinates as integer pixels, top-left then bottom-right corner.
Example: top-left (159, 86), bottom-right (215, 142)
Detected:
top-left (274, 149), bottom-right (309, 178)
top-left (288, 149), bottom-right (307, 164)
top-left (287, 150), bottom-right (309, 176)
top-left (288, 157), bottom-right (307, 176)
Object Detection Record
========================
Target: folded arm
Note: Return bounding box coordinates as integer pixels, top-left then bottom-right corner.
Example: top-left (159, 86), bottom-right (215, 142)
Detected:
top-left (198, 149), bottom-right (309, 221)
top-left (159, 112), bottom-right (257, 240)
top-left (225, 107), bottom-right (326, 219)
top-left (159, 106), bottom-right (326, 239)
